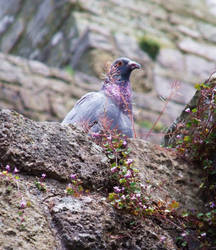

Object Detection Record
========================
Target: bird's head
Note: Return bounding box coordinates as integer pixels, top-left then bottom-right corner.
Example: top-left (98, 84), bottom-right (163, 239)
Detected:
top-left (109, 57), bottom-right (141, 81)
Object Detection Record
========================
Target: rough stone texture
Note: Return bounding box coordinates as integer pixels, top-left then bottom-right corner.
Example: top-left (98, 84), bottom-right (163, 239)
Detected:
top-left (0, 175), bottom-right (58, 250)
top-left (130, 140), bottom-right (203, 211)
top-left (0, 109), bottom-right (204, 249)
top-left (0, 109), bottom-right (109, 188)
top-left (0, 174), bottom-right (180, 250)
top-left (50, 194), bottom-right (178, 250)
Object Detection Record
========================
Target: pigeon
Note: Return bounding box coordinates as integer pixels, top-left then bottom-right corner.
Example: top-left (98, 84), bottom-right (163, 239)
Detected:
top-left (62, 57), bottom-right (141, 137)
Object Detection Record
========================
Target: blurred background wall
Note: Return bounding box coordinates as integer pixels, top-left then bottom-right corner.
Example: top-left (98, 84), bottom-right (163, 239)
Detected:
top-left (0, 0), bottom-right (216, 143)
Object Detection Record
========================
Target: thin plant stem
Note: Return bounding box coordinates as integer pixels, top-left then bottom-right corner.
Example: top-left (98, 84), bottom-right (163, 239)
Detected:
top-left (145, 80), bottom-right (180, 140)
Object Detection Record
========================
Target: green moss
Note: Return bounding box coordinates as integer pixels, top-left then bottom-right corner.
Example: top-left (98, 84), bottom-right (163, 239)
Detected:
top-left (138, 36), bottom-right (160, 60)
top-left (138, 120), bottom-right (153, 129)
top-left (64, 65), bottom-right (75, 76)
top-left (138, 120), bottom-right (164, 132)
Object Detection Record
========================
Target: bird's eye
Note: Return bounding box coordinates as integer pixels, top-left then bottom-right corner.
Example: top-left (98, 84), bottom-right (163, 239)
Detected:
top-left (116, 61), bottom-right (123, 67)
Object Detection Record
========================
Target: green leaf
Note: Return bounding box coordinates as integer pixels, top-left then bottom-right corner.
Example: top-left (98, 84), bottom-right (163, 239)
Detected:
top-left (181, 241), bottom-right (187, 247)
top-left (206, 212), bottom-right (212, 218)
top-left (7, 186), bottom-right (12, 192)
top-left (108, 192), bottom-right (116, 201)
top-left (210, 170), bottom-right (216, 175)
top-left (195, 83), bottom-right (201, 90)
top-left (197, 213), bottom-right (204, 218)
top-left (182, 212), bottom-right (189, 217)
top-left (108, 154), bottom-right (115, 159)
top-left (118, 201), bottom-right (124, 208)
top-left (116, 148), bottom-right (122, 152)
top-left (199, 182), bottom-right (204, 188)
top-left (184, 136), bottom-right (191, 142)
top-left (130, 182), bottom-right (137, 187)
top-left (186, 122), bottom-right (192, 128)
top-left (119, 178), bottom-right (126, 184)
top-left (192, 118), bottom-right (200, 125)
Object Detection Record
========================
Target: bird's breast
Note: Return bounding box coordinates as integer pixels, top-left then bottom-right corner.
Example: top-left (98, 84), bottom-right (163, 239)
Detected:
top-left (104, 84), bottom-right (132, 114)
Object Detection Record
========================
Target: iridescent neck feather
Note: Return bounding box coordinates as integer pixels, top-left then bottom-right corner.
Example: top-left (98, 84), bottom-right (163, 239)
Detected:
top-left (102, 71), bottom-right (132, 114)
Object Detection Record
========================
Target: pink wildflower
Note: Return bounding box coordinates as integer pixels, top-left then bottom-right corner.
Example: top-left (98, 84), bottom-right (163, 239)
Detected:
top-left (92, 132), bottom-right (100, 138)
top-left (124, 170), bottom-right (132, 178)
top-left (121, 195), bottom-right (126, 200)
top-left (126, 159), bottom-right (133, 166)
top-left (111, 167), bottom-right (118, 173)
top-left (20, 198), bottom-right (26, 209)
top-left (181, 232), bottom-right (187, 237)
top-left (113, 186), bottom-right (122, 193)
top-left (210, 202), bottom-right (215, 208)
top-left (136, 193), bottom-right (141, 198)
top-left (160, 236), bottom-right (166, 242)
top-left (41, 173), bottom-right (46, 179)
top-left (6, 165), bottom-right (10, 171)
top-left (107, 135), bottom-right (112, 140)
top-left (131, 195), bottom-right (137, 200)
top-left (13, 167), bottom-right (19, 174)
top-left (70, 174), bottom-right (77, 180)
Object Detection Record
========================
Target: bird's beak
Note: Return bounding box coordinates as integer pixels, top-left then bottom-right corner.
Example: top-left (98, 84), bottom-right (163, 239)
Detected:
top-left (128, 60), bottom-right (141, 70)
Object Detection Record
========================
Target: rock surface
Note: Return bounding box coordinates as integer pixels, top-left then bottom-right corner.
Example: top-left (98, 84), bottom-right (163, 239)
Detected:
top-left (0, 109), bottom-right (204, 249)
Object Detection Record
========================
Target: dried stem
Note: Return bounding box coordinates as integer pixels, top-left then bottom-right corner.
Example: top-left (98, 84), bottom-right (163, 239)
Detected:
top-left (145, 80), bottom-right (180, 140)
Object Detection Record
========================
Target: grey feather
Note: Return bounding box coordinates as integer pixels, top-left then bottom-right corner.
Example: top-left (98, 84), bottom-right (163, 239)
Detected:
top-left (61, 57), bottom-right (141, 137)
top-left (62, 90), bottom-right (133, 137)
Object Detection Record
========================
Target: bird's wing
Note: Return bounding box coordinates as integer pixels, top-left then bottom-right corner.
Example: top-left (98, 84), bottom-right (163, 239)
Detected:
top-left (61, 92), bottom-right (107, 128)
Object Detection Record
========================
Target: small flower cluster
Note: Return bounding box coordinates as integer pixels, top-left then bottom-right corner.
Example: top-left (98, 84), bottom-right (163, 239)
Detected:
top-left (174, 83), bottom-right (216, 162)
top-left (0, 164), bottom-right (31, 229)
top-left (1, 164), bottom-right (19, 175)
top-left (35, 173), bottom-right (47, 192)
top-left (98, 132), bottom-right (155, 216)
top-left (65, 174), bottom-right (84, 197)
top-left (0, 164), bottom-right (20, 187)
top-left (18, 197), bottom-right (31, 230)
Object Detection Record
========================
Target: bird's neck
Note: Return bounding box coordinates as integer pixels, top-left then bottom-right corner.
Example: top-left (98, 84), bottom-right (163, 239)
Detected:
top-left (102, 77), bottom-right (132, 114)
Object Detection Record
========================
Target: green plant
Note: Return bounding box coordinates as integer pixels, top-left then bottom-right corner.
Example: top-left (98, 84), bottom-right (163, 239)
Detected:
top-left (92, 131), bottom-right (180, 217)
top-left (65, 174), bottom-right (84, 197)
top-left (35, 173), bottom-right (47, 192)
top-left (138, 36), bottom-right (160, 60)
top-left (64, 65), bottom-right (75, 76)
top-left (168, 80), bottom-right (216, 248)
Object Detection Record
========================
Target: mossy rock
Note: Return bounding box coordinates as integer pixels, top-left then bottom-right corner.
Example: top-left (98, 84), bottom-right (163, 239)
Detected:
top-left (138, 36), bottom-right (160, 60)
